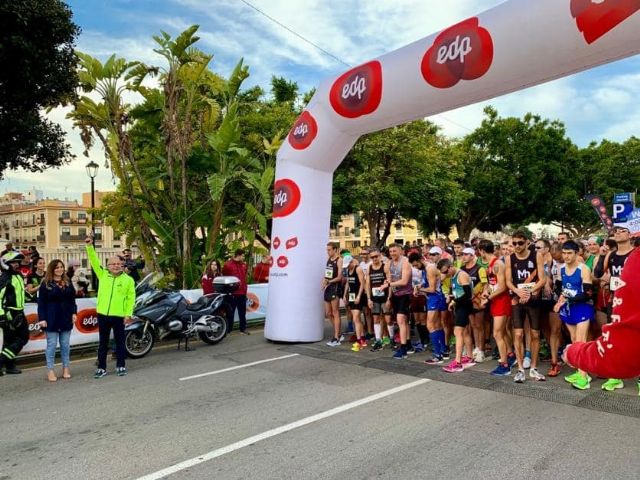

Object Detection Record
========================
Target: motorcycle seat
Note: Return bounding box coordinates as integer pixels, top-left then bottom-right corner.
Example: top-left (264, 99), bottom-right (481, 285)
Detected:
top-left (186, 295), bottom-right (210, 311)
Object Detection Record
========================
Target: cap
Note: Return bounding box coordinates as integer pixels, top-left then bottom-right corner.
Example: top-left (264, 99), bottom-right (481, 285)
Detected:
top-left (429, 246), bottom-right (443, 255)
top-left (462, 247), bottom-right (475, 255)
top-left (342, 255), bottom-right (354, 265)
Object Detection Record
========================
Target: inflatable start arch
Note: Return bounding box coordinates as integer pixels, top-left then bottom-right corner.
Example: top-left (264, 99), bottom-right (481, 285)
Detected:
top-left (265, 0), bottom-right (640, 342)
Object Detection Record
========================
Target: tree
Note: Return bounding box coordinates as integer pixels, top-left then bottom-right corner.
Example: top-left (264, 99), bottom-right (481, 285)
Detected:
top-left (456, 107), bottom-right (577, 239)
top-left (333, 120), bottom-right (467, 247)
top-left (0, 0), bottom-right (80, 178)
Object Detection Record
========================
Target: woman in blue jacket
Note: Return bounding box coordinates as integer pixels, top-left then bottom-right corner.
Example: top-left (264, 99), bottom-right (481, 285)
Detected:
top-left (38, 260), bottom-right (77, 382)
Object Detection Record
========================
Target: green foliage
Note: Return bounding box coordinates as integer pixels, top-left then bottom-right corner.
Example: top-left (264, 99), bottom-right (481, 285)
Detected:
top-left (0, 0), bottom-right (80, 178)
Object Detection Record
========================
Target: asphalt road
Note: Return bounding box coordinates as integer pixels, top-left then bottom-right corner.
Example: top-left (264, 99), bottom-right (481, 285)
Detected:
top-left (1, 327), bottom-right (639, 480)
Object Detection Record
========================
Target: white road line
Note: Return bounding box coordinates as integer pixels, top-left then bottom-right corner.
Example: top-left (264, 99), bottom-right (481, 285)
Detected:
top-left (178, 353), bottom-right (300, 381)
top-left (137, 378), bottom-right (430, 480)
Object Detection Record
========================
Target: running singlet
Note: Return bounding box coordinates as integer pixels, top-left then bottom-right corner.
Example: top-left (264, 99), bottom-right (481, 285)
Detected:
top-left (608, 251), bottom-right (631, 293)
top-left (346, 266), bottom-right (362, 302)
top-left (421, 268), bottom-right (443, 295)
top-left (325, 257), bottom-right (338, 280)
top-left (560, 265), bottom-right (592, 304)
top-left (390, 257), bottom-right (412, 297)
top-left (368, 264), bottom-right (388, 303)
top-left (462, 262), bottom-right (487, 296)
top-left (487, 258), bottom-right (503, 294)
top-left (510, 250), bottom-right (538, 296)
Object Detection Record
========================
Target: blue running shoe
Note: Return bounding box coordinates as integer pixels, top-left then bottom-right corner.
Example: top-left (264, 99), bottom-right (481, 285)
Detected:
top-left (490, 363), bottom-right (511, 376)
top-left (393, 349), bottom-right (407, 360)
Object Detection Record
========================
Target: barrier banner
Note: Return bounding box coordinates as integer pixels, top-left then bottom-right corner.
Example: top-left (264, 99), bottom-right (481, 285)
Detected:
top-left (19, 284), bottom-right (269, 355)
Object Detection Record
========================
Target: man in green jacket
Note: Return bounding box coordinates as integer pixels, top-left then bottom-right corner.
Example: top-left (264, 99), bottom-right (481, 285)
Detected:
top-left (0, 251), bottom-right (28, 375)
top-left (86, 235), bottom-right (136, 378)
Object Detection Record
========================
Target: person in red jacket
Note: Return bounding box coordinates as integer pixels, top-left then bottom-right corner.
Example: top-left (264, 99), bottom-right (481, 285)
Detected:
top-left (222, 249), bottom-right (249, 334)
top-left (201, 259), bottom-right (221, 295)
top-left (564, 246), bottom-right (640, 392)
top-left (252, 255), bottom-right (271, 283)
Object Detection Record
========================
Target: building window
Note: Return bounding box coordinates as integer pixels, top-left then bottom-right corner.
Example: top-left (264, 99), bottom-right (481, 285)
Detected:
top-left (61, 211), bottom-right (70, 219)
top-left (79, 228), bottom-right (86, 237)
top-left (62, 227), bottom-right (70, 237)
top-left (78, 212), bottom-right (87, 220)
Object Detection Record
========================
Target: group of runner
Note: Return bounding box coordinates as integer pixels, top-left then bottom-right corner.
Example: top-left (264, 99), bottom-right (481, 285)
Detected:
top-left (323, 226), bottom-right (639, 393)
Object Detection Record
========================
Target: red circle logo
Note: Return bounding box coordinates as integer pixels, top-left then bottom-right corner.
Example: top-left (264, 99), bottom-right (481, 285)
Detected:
top-left (571, 0), bottom-right (640, 44)
top-left (246, 292), bottom-right (260, 313)
top-left (273, 179), bottom-right (301, 219)
top-left (75, 308), bottom-right (99, 334)
top-left (276, 256), bottom-right (289, 268)
top-left (421, 17), bottom-right (493, 89)
top-left (27, 313), bottom-right (45, 341)
top-left (329, 61), bottom-right (383, 119)
top-left (288, 111), bottom-right (318, 150)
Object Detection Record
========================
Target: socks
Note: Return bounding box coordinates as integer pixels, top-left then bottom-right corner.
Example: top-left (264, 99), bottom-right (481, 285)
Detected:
top-left (416, 324), bottom-right (428, 344)
top-left (374, 323), bottom-right (382, 341)
top-left (436, 330), bottom-right (446, 357)
top-left (387, 324), bottom-right (395, 340)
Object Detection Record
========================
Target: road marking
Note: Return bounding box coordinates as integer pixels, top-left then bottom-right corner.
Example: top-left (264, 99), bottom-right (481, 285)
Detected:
top-left (178, 353), bottom-right (300, 381)
top-left (137, 378), bottom-right (430, 480)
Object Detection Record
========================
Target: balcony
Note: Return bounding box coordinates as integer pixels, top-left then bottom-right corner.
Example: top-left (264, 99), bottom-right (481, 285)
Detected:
top-left (36, 235), bottom-right (45, 242)
top-left (60, 234), bottom-right (100, 242)
top-left (36, 218), bottom-right (45, 225)
top-left (58, 217), bottom-right (90, 225)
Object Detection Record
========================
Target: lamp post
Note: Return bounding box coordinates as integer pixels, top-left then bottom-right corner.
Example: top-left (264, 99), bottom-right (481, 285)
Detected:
top-left (86, 160), bottom-right (99, 292)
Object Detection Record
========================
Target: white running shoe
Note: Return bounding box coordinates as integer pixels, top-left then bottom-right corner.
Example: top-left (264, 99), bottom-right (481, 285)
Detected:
top-left (529, 368), bottom-right (546, 381)
top-left (522, 356), bottom-right (531, 369)
top-left (326, 338), bottom-right (341, 347)
top-left (514, 370), bottom-right (526, 383)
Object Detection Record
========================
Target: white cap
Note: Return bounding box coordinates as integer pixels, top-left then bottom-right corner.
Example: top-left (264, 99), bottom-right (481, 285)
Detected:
top-left (462, 247), bottom-right (475, 255)
top-left (342, 255), bottom-right (353, 265)
top-left (428, 246), bottom-right (443, 255)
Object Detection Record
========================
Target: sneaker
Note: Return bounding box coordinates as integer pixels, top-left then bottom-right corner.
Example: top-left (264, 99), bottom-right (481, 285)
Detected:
top-left (326, 338), bottom-right (341, 347)
top-left (514, 370), bottom-right (526, 383)
top-left (472, 347), bottom-right (481, 361)
top-left (601, 378), bottom-right (624, 392)
top-left (392, 349), bottom-right (407, 360)
top-left (351, 342), bottom-right (361, 352)
top-left (365, 332), bottom-right (375, 341)
top-left (413, 342), bottom-right (425, 353)
top-left (474, 350), bottom-right (485, 363)
top-left (381, 336), bottom-right (391, 346)
top-left (442, 347), bottom-right (451, 360)
top-left (443, 360), bottom-right (464, 373)
top-left (523, 352), bottom-right (531, 369)
top-left (370, 341), bottom-right (383, 352)
top-left (116, 367), bottom-right (128, 377)
top-left (529, 368), bottom-right (546, 381)
top-left (406, 345), bottom-right (416, 355)
top-left (490, 363), bottom-right (511, 376)
top-left (461, 356), bottom-right (476, 369)
top-left (547, 363), bottom-right (561, 377)
top-left (358, 338), bottom-right (368, 347)
top-left (339, 334), bottom-right (345, 342)
top-left (239, 330), bottom-right (251, 335)
top-left (507, 353), bottom-right (517, 368)
top-left (348, 334), bottom-right (358, 343)
top-left (564, 371), bottom-right (581, 384)
top-left (424, 356), bottom-right (444, 365)
top-left (94, 368), bottom-right (107, 379)
top-left (572, 373), bottom-right (591, 390)
top-left (492, 347), bottom-right (500, 360)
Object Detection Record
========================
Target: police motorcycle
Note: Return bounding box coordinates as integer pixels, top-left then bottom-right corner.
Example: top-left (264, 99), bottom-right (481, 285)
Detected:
top-left (124, 274), bottom-right (239, 359)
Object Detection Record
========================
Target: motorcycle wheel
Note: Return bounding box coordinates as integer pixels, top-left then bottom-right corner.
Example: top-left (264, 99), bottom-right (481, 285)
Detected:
top-left (198, 313), bottom-right (228, 345)
top-left (125, 329), bottom-right (155, 358)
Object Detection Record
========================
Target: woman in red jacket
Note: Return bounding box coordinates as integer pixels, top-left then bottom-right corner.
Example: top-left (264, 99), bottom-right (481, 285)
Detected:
top-left (201, 260), bottom-right (221, 295)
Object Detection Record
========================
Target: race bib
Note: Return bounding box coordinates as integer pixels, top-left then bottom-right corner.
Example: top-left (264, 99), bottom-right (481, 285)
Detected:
top-left (489, 283), bottom-right (498, 293)
top-left (517, 282), bottom-right (536, 293)
top-left (325, 267), bottom-right (334, 279)
top-left (610, 276), bottom-right (625, 292)
top-left (372, 287), bottom-right (384, 297)
top-left (349, 293), bottom-right (356, 302)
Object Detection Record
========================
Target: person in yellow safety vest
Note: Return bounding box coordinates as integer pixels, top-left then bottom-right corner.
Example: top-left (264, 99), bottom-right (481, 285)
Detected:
top-left (85, 234), bottom-right (136, 379)
top-left (0, 251), bottom-right (28, 375)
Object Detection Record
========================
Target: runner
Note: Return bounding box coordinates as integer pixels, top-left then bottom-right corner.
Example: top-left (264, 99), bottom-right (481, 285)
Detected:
top-left (596, 226), bottom-right (635, 392)
top-left (505, 231), bottom-right (546, 383)
top-left (344, 256), bottom-right (367, 352)
top-left (554, 240), bottom-right (595, 390)
top-left (385, 244), bottom-right (413, 359)
top-left (366, 248), bottom-right (393, 351)
top-left (322, 242), bottom-right (344, 347)
top-left (359, 249), bottom-right (374, 340)
top-left (478, 240), bottom-right (513, 376)
top-left (439, 259), bottom-right (475, 373)
top-left (453, 239), bottom-right (465, 268)
top-left (409, 253), bottom-right (427, 352)
top-left (417, 247), bottom-right (448, 364)
top-left (461, 247), bottom-right (488, 362)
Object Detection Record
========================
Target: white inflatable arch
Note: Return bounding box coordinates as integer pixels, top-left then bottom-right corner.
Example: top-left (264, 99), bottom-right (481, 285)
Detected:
top-left (265, 0), bottom-right (640, 342)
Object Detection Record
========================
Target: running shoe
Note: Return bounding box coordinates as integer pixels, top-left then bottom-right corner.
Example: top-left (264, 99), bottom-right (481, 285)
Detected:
top-left (523, 351), bottom-right (531, 369)
top-left (339, 334), bottom-right (345, 342)
top-left (490, 363), bottom-right (511, 376)
top-left (461, 356), bottom-right (476, 369)
top-left (529, 368), bottom-right (546, 381)
top-left (392, 349), bottom-right (407, 360)
top-left (474, 350), bottom-right (485, 363)
top-left (358, 338), bottom-right (368, 347)
top-left (442, 347), bottom-right (451, 360)
top-left (472, 347), bottom-right (481, 361)
top-left (602, 378), bottom-right (624, 391)
top-left (406, 345), bottom-right (416, 355)
top-left (424, 356), bottom-right (444, 365)
top-left (492, 347), bottom-right (500, 361)
top-left (564, 371), bottom-right (581, 384)
top-left (382, 336), bottom-right (391, 346)
top-left (547, 363), bottom-right (561, 377)
top-left (412, 342), bottom-right (425, 353)
top-left (514, 370), bottom-right (526, 383)
top-left (572, 373), bottom-right (591, 390)
top-left (507, 353), bottom-right (517, 368)
top-left (326, 338), bottom-right (341, 347)
top-left (94, 368), bottom-right (107, 379)
top-left (351, 342), bottom-right (361, 352)
top-left (116, 367), bottom-right (128, 377)
top-left (370, 341), bottom-right (383, 352)
top-left (365, 332), bottom-right (375, 341)
top-left (443, 360), bottom-right (464, 373)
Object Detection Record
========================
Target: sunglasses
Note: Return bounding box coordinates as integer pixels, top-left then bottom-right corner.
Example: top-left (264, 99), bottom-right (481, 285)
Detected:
top-left (512, 241), bottom-right (526, 246)
top-left (534, 246), bottom-right (544, 250)
top-left (428, 253), bottom-right (439, 256)
top-left (370, 255), bottom-right (380, 259)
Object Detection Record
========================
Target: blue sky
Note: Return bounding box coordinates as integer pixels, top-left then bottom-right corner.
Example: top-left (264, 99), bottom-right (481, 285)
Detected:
top-left (2, 0), bottom-right (639, 200)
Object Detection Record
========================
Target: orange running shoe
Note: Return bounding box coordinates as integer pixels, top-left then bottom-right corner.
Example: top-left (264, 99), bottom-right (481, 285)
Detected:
top-left (547, 363), bottom-right (561, 377)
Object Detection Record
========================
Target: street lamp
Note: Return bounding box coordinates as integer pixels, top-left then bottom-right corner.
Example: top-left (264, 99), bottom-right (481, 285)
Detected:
top-left (86, 160), bottom-right (99, 292)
